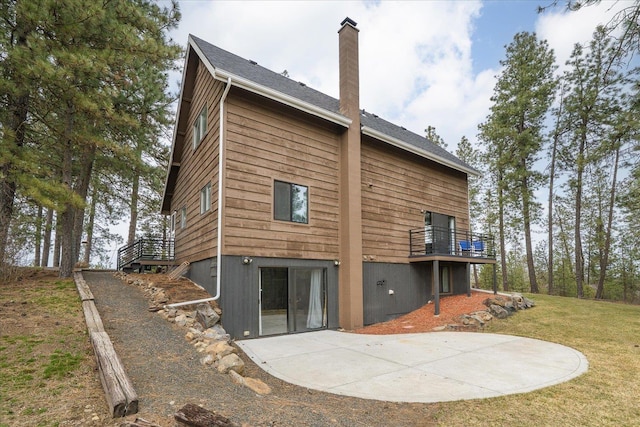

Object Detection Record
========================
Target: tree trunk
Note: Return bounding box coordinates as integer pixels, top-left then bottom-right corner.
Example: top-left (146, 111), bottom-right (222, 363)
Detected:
top-left (498, 173), bottom-right (509, 292)
top-left (128, 146), bottom-right (141, 245)
top-left (521, 165), bottom-right (539, 293)
top-left (548, 97), bottom-right (562, 295)
top-left (473, 264), bottom-right (479, 288)
top-left (34, 205), bottom-right (43, 267)
top-left (72, 144), bottom-right (96, 263)
top-left (41, 208), bottom-right (54, 267)
top-left (575, 134), bottom-right (586, 298)
top-left (59, 104), bottom-right (76, 278)
top-left (83, 186), bottom-right (98, 266)
top-left (595, 145), bottom-right (620, 299)
top-left (53, 211), bottom-right (62, 268)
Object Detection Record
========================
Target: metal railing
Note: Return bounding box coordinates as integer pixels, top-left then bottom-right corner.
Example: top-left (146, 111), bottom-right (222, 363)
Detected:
top-left (117, 238), bottom-right (175, 270)
top-left (409, 226), bottom-right (495, 259)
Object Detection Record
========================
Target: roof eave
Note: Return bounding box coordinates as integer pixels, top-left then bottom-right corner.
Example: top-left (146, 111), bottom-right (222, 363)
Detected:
top-left (361, 126), bottom-right (480, 177)
top-left (161, 40), bottom-right (194, 215)
top-left (189, 36), bottom-right (351, 128)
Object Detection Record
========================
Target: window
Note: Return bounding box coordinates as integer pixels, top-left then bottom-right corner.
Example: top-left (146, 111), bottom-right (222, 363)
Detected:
top-left (192, 105), bottom-right (207, 149)
top-left (200, 183), bottom-right (211, 214)
top-left (274, 180), bottom-right (308, 224)
top-left (180, 206), bottom-right (187, 229)
top-left (440, 266), bottom-right (451, 294)
top-left (170, 211), bottom-right (176, 233)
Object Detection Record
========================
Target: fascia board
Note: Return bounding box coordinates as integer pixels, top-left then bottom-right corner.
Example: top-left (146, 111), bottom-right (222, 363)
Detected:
top-left (188, 37), bottom-right (351, 128)
top-left (361, 126), bottom-right (481, 177)
top-left (161, 41), bottom-right (193, 213)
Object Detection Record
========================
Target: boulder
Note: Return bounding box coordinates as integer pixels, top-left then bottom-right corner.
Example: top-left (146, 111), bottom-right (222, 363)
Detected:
top-left (174, 314), bottom-right (189, 327)
top-left (227, 371), bottom-right (271, 395)
top-left (195, 303), bottom-right (220, 329)
top-left (216, 354), bottom-right (244, 375)
top-left (243, 377), bottom-right (272, 395)
top-left (200, 354), bottom-right (215, 366)
top-left (203, 325), bottom-right (230, 343)
top-left (205, 341), bottom-right (236, 359)
top-left (489, 304), bottom-right (509, 319)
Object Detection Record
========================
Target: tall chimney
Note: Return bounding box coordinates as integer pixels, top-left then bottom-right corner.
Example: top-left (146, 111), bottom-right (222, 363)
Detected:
top-left (337, 17), bottom-right (364, 330)
top-left (339, 17), bottom-right (360, 118)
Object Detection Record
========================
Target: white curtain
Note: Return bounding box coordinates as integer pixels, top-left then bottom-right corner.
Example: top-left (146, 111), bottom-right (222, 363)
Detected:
top-left (306, 269), bottom-right (323, 328)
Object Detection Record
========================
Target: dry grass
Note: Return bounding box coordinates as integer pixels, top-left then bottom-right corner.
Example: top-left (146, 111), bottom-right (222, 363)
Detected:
top-left (0, 270), bottom-right (111, 427)
top-left (434, 294), bottom-right (640, 426)
top-left (2, 271), bottom-right (640, 426)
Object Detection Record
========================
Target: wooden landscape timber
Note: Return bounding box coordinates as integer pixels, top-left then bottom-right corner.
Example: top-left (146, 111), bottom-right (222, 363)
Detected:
top-left (73, 272), bottom-right (138, 418)
top-left (90, 331), bottom-right (139, 417)
top-left (73, 271), bottom-right (95, 301)
top-left (81, 300), bottom-right (105, 333)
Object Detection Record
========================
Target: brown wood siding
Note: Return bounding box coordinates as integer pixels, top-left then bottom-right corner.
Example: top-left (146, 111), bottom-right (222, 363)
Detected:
top-left (361, 137), bottom-right (469, 264)
top-left (172, 60), bottom-right (224, 262)
top-left (223, 91), bottom-right (341, 260)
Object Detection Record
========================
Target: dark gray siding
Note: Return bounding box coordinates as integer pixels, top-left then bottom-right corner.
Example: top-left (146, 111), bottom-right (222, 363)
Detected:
top-left (189, 257), bottom-right (470, 335)
top-left (188, 256), bottom-right (339, 340)
top-left (362, 261), bottom-right (470, 325)
top-left (363, 262), bottom-right (431, 325)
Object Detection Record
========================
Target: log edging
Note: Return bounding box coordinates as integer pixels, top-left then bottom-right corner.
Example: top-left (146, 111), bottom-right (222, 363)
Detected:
top-left (74, 272), bottom-right (138, 417)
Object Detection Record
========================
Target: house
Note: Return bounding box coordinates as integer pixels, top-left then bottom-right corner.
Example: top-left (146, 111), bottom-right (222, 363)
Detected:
top-left (158, 18), bottom-right (496, 340)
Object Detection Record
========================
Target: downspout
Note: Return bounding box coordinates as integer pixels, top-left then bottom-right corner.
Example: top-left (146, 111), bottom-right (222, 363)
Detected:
top-left (166, 77), bottom-right (232, 309)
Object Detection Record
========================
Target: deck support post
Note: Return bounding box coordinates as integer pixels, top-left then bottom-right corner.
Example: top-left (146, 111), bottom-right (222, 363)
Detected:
top-left (433, 259), bottom-right (440, 316)
top-left (493, 263), bottom-right (497, 295)
top-left (466, 262), bottom-right (471, 297)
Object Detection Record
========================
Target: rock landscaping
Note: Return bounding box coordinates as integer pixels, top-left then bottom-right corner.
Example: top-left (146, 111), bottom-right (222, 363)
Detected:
top-left (357, 290), bottom-right (536, 334)
top-left (113, 272), bottom-right (271, 398)
top-left (457, 293), bottom-right (536, 329)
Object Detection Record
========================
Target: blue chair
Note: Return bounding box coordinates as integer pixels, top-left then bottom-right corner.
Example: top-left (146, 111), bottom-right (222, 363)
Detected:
top-left (459, 240), bottom-right (472, 254)
top-left (472, 240), bottom-right (485, 256)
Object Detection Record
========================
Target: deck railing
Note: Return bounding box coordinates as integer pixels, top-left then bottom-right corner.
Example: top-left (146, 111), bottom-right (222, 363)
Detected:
top-left (117, 238), bottom-right (175, 270)
top-left (409, 226), bottom-right (496, 259)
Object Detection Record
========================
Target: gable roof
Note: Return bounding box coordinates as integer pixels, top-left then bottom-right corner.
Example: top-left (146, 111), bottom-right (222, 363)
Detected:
top-left (189, 34), bottom-right (478, 176)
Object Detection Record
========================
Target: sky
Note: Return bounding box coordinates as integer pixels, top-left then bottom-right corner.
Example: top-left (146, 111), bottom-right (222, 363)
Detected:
top-left (107, 0), bottom-right (632, 266)
top-left (164, 0), bottom-right (633, 152)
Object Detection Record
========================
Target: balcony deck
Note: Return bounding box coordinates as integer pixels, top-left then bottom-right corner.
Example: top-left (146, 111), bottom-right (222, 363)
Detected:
top-left (409, 226), bottom-right (496, 264)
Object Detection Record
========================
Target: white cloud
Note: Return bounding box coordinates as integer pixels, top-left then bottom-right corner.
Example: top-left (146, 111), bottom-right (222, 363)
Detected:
top-left (166, 0), bottom-right (633, 155)
top-left (536, 1), bottom-right (634, 70)
top-left (170, 0), bottom-right (484, 150)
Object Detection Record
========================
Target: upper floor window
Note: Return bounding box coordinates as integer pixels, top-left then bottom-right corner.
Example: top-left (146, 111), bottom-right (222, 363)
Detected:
top-left (181, 206), bottom-right (187, 229)
top-left (170, 211), bottom-right (176, 234)
top-left (193, 105), bottom-right (207, 149)
top-left (274, 180), bottom-right (308, 224)
top-left (200, 183), bottom-right (211, 214)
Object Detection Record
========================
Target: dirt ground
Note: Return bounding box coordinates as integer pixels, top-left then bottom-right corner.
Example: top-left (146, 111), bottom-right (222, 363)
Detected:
top-left (1, 269), bottom-right (497, 427)
top-left (0, 269), bottom-right (113, 426)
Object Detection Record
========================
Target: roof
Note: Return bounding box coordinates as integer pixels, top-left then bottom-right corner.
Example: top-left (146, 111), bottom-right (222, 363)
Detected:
top-left (189, 34), bottom-right (478, 176)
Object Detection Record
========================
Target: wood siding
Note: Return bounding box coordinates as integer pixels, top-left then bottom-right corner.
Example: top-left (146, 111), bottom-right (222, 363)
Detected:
top-left (172, 59), bottom-right (223, 262)
top-left (361, 136), bottom-right (469, 264)
top-left (223, 91), bottom-right (341, 260)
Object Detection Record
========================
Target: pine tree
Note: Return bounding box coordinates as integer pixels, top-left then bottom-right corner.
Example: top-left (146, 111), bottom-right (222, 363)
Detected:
top-left (0, 0), bottom-right (181, 277)
top-left (479, 32), bottom-right (557, 294)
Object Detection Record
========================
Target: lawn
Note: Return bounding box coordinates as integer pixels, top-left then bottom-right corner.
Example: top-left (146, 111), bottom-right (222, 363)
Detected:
top-left (0, 270), bottom-right (110, 427)
top-left (435, 293), bottom-right (640, 426)
top-left (2, 270), bottom-right (639, 426)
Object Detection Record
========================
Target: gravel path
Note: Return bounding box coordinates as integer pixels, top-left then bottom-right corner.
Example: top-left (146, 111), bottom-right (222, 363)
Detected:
top-left (85, 271), bottom-right (437, 426)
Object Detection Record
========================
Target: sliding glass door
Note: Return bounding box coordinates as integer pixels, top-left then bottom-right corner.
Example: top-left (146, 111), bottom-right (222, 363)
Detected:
top-left (259, 267), bottom-right (327, 336)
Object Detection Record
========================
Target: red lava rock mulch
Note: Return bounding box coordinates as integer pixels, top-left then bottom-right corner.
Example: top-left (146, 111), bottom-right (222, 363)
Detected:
top-left (354, 291), bottom-right (493, 335)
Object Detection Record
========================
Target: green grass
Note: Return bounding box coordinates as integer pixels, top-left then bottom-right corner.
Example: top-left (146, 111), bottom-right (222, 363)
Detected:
top-left (0, 273), bottom-right (96, 426)
top-left (43, 351), bottom-right (83, 379)
top-left (435, 294), bottom-right (640, 426)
